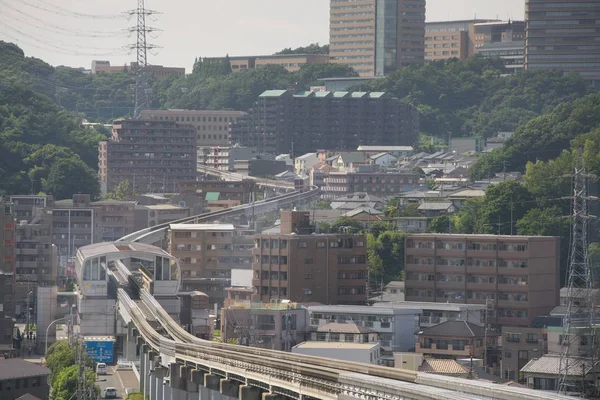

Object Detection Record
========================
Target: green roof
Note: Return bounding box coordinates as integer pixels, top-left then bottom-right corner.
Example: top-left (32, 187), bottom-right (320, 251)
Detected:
top-left (259, 90), bottom-right (289, 97)
top-left (205, 192), bottom-right (220, 201)
top-left (314, 91), bottom-right (332, 98)
top-left (350, 92), bottom-right (368, 98)
top-left (333, 91), bottom-right (349, 98)
top-left (368, 92), bottom-right (387, 98)
top-left (294, 91), bottom-right (313, 98)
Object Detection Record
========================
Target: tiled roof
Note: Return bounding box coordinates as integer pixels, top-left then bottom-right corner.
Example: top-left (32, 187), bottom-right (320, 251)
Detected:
top-left (0, 359), bottom-right (50, 380)
top-left (418, 320), bottom-right (485, 338)
top-left (417, 202), bottom-right (453, 211)
top-left (343, 207), bottom-right (381, 218)
top-left (317, 322), bottom-right (376, 334)
top-left (419, 359), bottom-right (469, 376)
top-left (521, 355), bottom-right (597, 376)
top-left (16, 394), bottom-right (42, 400)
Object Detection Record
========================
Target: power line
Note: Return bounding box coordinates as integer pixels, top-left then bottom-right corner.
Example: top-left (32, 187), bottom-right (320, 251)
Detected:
top-left (20, 0), bottom-right (127, 20)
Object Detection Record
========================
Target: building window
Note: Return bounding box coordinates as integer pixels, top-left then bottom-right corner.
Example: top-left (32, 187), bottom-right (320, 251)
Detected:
top-left (304, 273), bottom-right (313, 279)
top-left (518, 350), bottom-right (529, 360)
top-left (506, 333), bottom-right (520, 343)
top-left (303, 289), bottom-right (312, 295)
top-left (504, 351), bottom-right (512, 358)
top-left (305, 258), bottom-right (314, 264)
top-left (299, 241), bottom-right (308, 248)
top-left (317, 241), bottom-right (326, 248)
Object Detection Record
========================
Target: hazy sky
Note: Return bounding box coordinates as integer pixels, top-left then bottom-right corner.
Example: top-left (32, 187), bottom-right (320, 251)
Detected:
top-left (0, 0), bottom-right (526, 72)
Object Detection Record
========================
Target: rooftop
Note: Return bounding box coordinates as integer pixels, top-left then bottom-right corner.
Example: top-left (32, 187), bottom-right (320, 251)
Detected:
top-left (0, 359), bottom-right (50, 380)
top-left (373, 301), bottom-right (484, 312)
top-left (293, 342), bottom-right (379, 350)
top-left (169, 223), bottom-right (235, 231)
top-left (521, 354), bottom-right (597, 376)
top-left (417, 202), bottom-right (453, 211)
top-left (357, 146), bottom-right (414, 152)
top-left (77, 242), bottom-right (171, 260)
top-left (418, 320), bottom-right (485, 338)
top-left (407, 233), bottom-right (558, 240)
top-left (419, 359), bottom-right (470, 376)
top-left (308, 305), bottom-right (420, 316)
top-left (143, 204), bottom-right (188, 211)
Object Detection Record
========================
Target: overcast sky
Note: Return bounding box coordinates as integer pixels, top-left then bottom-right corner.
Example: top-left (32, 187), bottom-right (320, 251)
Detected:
top-left (1, 0), bottom-right (525, 72)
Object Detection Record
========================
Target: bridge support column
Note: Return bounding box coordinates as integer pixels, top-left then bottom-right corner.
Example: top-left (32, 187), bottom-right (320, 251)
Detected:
top-left (220, 379), bottom-right (239, 398)
top-left (204, 374), bottom-right (221, 391)
top-left (262, 394), bottom-right (282, 400)
top-left (191, 368), bottom-right (206, 387)
top-left (139, 344), bottom-right (149, 398)
top-left (239, 385), bottom-right (261, 400)
top-left (125, 323), bottom-right (137, 361)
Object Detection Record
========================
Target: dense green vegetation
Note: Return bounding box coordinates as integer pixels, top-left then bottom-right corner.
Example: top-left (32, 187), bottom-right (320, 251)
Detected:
top-left (275, 43), bottom-right (329, 55)
top-left (46, 340), bottom-right (98, 400)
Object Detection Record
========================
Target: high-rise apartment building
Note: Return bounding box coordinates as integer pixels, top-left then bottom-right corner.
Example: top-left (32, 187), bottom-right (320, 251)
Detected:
top-left (252, 211), bottom-right (367, 305)
top-left (525, 0), bottom-right (600, 85)
top-left (475, 21), bottom-right (526, 74)
top-left (231, 90), bottom-right (419, 156)
top-left (404, 234), bottom-right (560, 328)
top-left (99, 119), bottom-right (197, 194)
top-left (425, 20), bottom-right (497, 62)
top-left (329, 0), bottom-right (426, 77)
top-left (167, 223), bottom-right (254, 305)
top-left (0, 200), bottom-right (15, 317)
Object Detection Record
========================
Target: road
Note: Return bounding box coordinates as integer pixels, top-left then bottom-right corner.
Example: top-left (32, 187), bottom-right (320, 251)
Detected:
top-left (96, 365), bottom-right (126, 399)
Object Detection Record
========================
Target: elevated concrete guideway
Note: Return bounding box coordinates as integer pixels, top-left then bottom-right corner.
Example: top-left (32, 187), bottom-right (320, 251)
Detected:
top-left (74, 186), bottom-right (572, 400)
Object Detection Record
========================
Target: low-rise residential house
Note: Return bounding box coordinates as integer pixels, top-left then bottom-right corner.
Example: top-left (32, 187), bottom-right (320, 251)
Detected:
top-left (310, 322), bottom-right (379, 344)
top-left (294, 153), bottom-right (320, 176)
top-left (357, 145), bottom-right (414, 159)
top-left (221, 301), bottom-right (309, 351)
top-left (387, 217), bottom-right (429, 233)
top-left (342, 207), bottom-right (382, 222)
top-left (331, 152), bottom-right (368, 172)
top-left (330, 193), bottom-right (385, 212)
top-left (373, 301), bottom-right (484, 328)
top-left (370, 152), bottom-right (398, 167)
top-left (521, 354), bottom-right (599, 394)
top-left (501, 326), bottom-right (547, 382)
top-left (308, 305), bottom-right (421, 365)
top-left (0, 359), bottom-right (51, 400)
top-left (417, 201), bottom-right (456, 218)
top-left (415, 320), bottom-right (488, 359)
top-left (394, 353), bottom-right (471, 378)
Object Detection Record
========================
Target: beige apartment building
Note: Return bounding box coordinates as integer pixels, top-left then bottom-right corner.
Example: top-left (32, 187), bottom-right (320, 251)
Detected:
top-left (168, 223), bottom-right (254, 305)
top-left (1, 200), bottom-right (15, 317)
top-left (214, 54), bottom-right (330, 73)
top-left (404, 234), bottom-right (560, 327)
top-left (425, 20), bottom-right (497, 62)
top-left (330, 0), bottom-right (425, 77)
top-left (139, 109), bottom-right (246, 148)
top-left (252, 211), bottom-right (367, 305)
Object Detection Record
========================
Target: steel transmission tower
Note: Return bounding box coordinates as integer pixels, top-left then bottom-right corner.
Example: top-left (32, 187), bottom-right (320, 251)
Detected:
top-left (129, 0), bottom-right (160, 118)
top-left (557, 150), bottom-right (597, 396)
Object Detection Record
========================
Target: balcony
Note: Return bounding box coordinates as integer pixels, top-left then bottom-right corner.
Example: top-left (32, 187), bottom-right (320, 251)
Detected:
top-left (406, 247), bottom-right (434, 256)
top-left (405, 264), bottom-right (434, 273)
top-left (436, 281), bottom-right (465, 290)
top-left (415, 342), bottom-right (475, 357)
top-left (408, 280), bottom-right (435, 289)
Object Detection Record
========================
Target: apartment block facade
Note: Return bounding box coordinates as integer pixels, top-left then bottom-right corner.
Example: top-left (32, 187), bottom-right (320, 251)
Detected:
top-left (178, 180), bottom-right (256, 205)
top-left (321, 167), bottom-right (420, 199)
top-left (252, 211), bottom-right (367, 305)
top-left (0, 200), bottom-right (15, 318)
top-left (329, 0), bottom-right (426, 77)
top-left (501, 326), bottom-right (547, 381)
top-left (231, 90), bottom-right (419, 156)
top-left (139, 109), bottom-right (246, 148)
top-left (204, 54), bottom-right (329, 73)
top-left (475, 21), bottom-right (526, 74)
top-left (525, 0), bottom-right (600, 85)
top-left (425, 20), bottom-right (496, 62)
top-left (99, 119), bottom-right (197, 194)
top-left (167, 224), bottom-right (254, 305)
top-left (404, 234), bottom-right (560, 327)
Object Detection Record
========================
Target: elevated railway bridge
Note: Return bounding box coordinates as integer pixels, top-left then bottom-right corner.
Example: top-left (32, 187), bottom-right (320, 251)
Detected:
top-left (74, 187), bottom-right (570, 400)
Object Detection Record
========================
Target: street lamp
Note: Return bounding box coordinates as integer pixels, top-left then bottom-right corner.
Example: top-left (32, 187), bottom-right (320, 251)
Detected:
top-left (45, 316), bottom-right (68, 357)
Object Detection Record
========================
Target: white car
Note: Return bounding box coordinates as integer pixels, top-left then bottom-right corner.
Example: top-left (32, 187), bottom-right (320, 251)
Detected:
top-left (103, 387), bottom-right (118, 399)
top-left (96, 363), bottom-right (107, 375)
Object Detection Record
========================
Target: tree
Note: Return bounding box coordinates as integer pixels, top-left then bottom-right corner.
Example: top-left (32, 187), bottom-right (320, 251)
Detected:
top-left (516, 206), bottom-right (570, 286)
top-left (523, 151), bottom-right (572, 212)
top-left (105, 179), bottom-right (136, 201)
top-left (477, 181), bottom-right (534, 235)
top-left (428, 215), bottom-right (452, 233)
top-left (43, 158), bottom-right (100, 200)
top-left (367, 221), bottom-right (393, 238)
top-left (51, 364), bottom-right (98, 400)
top-left (367, 231), bottom-right (407, 285)
top-left (313, 200), bottom-right (332, 210)
top-left (330, 216), bottom-right (364, 233)
top-left (450, 198), bottom-right (484, 234)
top-left (276, 43), bottom-right (329, 55)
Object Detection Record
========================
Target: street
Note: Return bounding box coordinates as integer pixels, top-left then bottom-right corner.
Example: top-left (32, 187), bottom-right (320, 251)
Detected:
top-left (96, 365), bottom-right (125, 399)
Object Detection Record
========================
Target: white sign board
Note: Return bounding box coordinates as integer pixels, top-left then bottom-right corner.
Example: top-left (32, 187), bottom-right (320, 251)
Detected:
top-left (231, 269), bottom-right (253, 287)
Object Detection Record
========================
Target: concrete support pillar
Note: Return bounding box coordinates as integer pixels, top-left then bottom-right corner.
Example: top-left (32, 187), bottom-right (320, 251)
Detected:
top-left (191, 368), bottom-right (206, 386)
top-left (149, 369), bottom-right (158, 400)
top-left (154, 374), bottom-right (165, 400)
top-left (204, 374), bottom-right (221, 391)
top-left (139, 344), bottom-right (148, 399)
top-left (220, 378), bottom-right (239, 398)
top-left (239, 385), bottom-right (262, 400)
top-left (262, 394), bottom-right (281, 400)
top-left (180, 365), bottom-right (199, 393)
top-left (125, 323), bottom-right (137, 361)
top-left (170, 363), bottom-right (181, 389)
